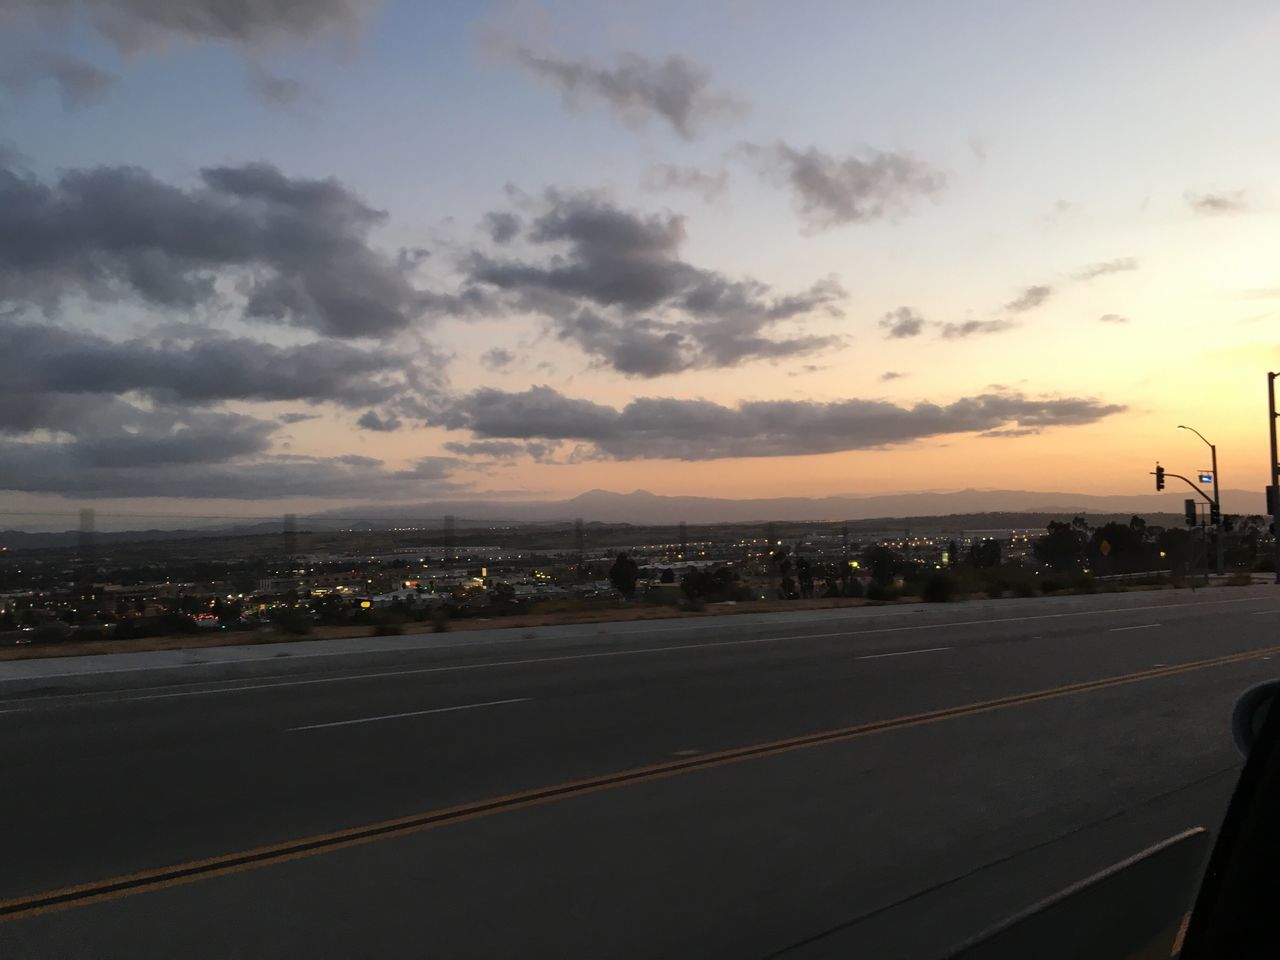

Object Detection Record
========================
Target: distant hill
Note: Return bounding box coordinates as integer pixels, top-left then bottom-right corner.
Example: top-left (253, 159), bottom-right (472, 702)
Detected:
top-left (2, 487), bottom-right (1261, 547)
top-left (322, 486), bottom-right (1263, 526)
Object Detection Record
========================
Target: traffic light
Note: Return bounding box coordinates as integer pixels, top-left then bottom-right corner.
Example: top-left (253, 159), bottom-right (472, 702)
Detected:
top-left (1155, 464), bottom-right (1165, 491)
top-left (1210, 502), bottom-right (1221, 526)
top-left (1185, 499), bottom-right (1197, 527)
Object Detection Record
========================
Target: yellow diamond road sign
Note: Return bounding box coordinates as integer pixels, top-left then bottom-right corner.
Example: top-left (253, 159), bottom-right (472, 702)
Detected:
top-left (1099, 539), bottom-right (1112, 557)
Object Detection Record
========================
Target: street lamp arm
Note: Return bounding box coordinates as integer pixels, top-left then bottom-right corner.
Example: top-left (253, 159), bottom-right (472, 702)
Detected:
top-left (1177, 424), bottom-right (1213, 449)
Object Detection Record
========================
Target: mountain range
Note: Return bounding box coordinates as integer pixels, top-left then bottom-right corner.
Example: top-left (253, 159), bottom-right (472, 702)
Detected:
top-left (324, 486), bottom-right (1263, 526)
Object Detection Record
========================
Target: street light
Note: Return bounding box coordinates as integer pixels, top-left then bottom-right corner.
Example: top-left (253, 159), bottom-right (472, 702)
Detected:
top-left (1178, 424), bottom-right (1223, 575)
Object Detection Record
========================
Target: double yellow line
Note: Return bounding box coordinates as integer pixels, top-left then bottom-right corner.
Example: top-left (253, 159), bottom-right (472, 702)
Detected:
top-left (4, 643), bottom-right (1278, 924)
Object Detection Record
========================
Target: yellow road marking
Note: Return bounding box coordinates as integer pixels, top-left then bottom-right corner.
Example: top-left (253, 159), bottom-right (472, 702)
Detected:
top-left (4, 643), bottom-right (1277, 924)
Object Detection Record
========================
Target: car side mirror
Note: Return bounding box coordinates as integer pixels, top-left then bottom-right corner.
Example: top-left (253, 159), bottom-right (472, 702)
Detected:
top-left (1231, 679), bottom-right (1280, 757)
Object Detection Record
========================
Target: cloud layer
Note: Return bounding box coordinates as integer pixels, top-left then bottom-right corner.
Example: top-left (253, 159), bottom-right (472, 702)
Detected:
top-left (465, 190), bottom-right (846, 376)
top-left (431, 385), bottom-right (1124, 461)
top-left (0, 156), bottom-right (472, 338)
top-left (1, 0), bottom-right (377, 53)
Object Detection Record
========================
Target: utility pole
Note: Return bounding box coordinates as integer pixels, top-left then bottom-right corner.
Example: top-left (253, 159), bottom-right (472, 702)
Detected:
top-left (1269, 374), bottom-right (1280, 583)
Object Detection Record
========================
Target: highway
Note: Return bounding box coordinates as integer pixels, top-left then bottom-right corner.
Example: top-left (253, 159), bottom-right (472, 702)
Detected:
top-left (2, 586), bottom-right (1279, 958)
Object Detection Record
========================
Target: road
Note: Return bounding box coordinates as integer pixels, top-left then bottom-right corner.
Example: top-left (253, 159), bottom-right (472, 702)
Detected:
top-left (2, 587), bottom-right (1279, 958)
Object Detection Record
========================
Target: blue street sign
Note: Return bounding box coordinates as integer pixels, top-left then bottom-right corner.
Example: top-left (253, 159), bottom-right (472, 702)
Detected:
top-left (1199, 472), bottom-right (1214, 483)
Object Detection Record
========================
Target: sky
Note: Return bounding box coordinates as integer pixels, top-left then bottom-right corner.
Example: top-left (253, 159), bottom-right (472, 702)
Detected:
top-left (2, 0), bottom-right (1278, 524)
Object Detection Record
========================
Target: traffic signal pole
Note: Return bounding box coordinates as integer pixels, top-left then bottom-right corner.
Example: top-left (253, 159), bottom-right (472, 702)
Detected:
top-left (1269, 374), bottom-right (1280, 584)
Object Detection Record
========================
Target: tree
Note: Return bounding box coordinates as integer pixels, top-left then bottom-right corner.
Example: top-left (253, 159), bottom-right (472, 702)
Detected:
top-left (947, 540), bottom-right (960, 567)
top-left (968, 539), bottom-right (1002, 568)
top-left (1033, 521), bottom-right (1087, 573)
top-left (608, 552), bottom-right (640, 600)
top-left (862, 545), bottom-right (902, 586)
top-left (795, 557), bottom-right (814, 598)
top-left (1088, 521), bottom-right (1150, 573)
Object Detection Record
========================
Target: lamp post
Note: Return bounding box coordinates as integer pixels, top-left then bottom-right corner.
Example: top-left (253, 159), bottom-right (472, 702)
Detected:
top-left (1178, 424), bottom-right (1223, 575)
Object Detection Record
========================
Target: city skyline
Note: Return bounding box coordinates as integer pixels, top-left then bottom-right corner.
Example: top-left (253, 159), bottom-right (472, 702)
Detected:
top-left (3, 0), bottom-right (1278, 517)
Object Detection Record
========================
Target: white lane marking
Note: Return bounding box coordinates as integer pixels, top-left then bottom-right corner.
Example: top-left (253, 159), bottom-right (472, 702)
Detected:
top-left (288, 697), bottom-right (530, 732)
top-left (94, 638), bottom-right (782, 703)
top-left (3, 595), bottom-right (1272, 685)
top-left (1109, 623), bottom-right (1163, 632)
top-left (857, 646), bottom-right (952, 660)
top-left (1253, 610), bottom-right (1280, 616)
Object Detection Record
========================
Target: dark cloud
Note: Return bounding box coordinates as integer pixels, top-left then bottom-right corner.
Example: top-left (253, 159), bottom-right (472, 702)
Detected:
top-left (356, 410), bottom-right (402, 432)
top-left (0, 316), bottom-right (426, 411)
top-left (739, 141), bottom-right (944, 230)
top-left (483, 211), bottom-right (521, 244)
top-left (786, 363), bottom-right (827, 378)
top-left (978, 427), bottom-right (1041, 438)
top-left (0, 443), bottom-right (465, 499)
top-left (1004, 285), bottom-right (1053, 313)
top-left (467, 191), bottom-right (845, 376)
top-left (0, 157), bottom-right (466, 338)
top-left (1073, 257), bottom-right (1138, 281)
top-left (880, 371), bottom-right (906, 381)
top-left (430, 385), bottom-right (1125, 461)
top-left (0, 49), bottom-right (117, 110)
top-left (512, 49), bottom-right (746, 139)
top-left (443, 439), bottom-right (525, 459)
top-left (442, 439), bottom-right (564, 463)
top-left (879, 306), bottom-right (925, 339)
top-left (1, 0), bottom-right (377, 53)
top-left (246, 64), bottom-right (307, 105)
top-left (939, 319), bottom-right (1016, 339)
top-left (1185, 190), bottom-right (1248, 215)
top-left (642, 163), bottom-right (728, 202)
top-left (480, 347), bottom-right (515, 370)
top-left (1097, 313), bottom-right (1129, 324)
top-left (279, 412), bottom-right (319, 424)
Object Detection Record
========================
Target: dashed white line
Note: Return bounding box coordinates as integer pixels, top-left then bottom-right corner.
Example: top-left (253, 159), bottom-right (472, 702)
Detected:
top-left (288, 697), bottom-right (530, 732)
top-left (1252, 610), bottom-right (1280, 616)
top-left (856, 646), bottom-right (952, 660)
top-left (1109, 623), bottom-right (1162, 632)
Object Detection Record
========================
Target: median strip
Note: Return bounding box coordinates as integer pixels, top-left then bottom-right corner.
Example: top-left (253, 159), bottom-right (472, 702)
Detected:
top-left (3, 642), bottom-right (1279, 924)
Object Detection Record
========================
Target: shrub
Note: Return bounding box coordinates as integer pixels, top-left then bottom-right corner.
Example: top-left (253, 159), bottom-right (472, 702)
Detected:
top-left (844, 578), bottom-right (865, 598)
top-left (865, 581), bottom-right (897, 602)
top-left (33, 621), bottom-right (72, 643)
top-left (1226, 572), bottom-right (1254, 587)
top-left (922, 572), bottom-right (958, 603)
top-left (1071, 575), bottom-right (1098, 594)
top-left (431, 608), bottom-right (450, 633)
top-left (1012, 580), bottom-right (1038, 598)
top-left (268, 608), bottom-right (312, 636)
top-left (371, 622), bottom-right (404, 636)
top-left (1039, 578), bottom-right (1063, 594)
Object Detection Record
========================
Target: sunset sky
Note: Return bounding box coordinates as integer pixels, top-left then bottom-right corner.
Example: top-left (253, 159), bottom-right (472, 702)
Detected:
top-left (2, 0), bottom-right (1278, 522)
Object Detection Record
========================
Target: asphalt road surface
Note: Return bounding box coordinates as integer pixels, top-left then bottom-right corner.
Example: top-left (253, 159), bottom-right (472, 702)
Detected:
top-left (4, 587), bottom-right (1280, 958)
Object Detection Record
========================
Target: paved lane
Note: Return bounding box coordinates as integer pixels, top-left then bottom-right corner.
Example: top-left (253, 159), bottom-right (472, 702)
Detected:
top-left (3, 587), bottom-right (1279, 957)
